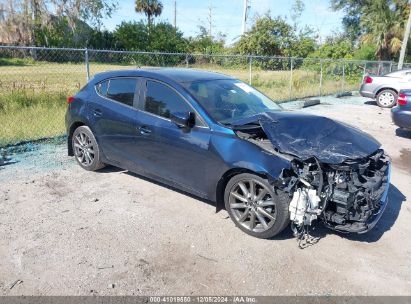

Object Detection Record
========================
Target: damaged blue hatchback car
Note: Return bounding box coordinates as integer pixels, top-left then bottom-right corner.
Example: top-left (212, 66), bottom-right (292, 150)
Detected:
top-left (65, 68), bottom-right (391, 239)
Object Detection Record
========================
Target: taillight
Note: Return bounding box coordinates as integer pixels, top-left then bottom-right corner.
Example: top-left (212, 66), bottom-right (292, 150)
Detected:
top-left (364, 76), bottom-right (373, 84)
top-left (398, 94), bottom-right (407, 105)
top-left (67, 96), bottom-right (75, 104)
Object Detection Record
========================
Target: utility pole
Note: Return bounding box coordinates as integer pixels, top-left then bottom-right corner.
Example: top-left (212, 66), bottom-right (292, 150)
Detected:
top-left (207, 0), bottom-right (212, 38)
top-left (173, 0), bottom-right (177, 29)
top-left (0, 4), bottom-right (5, 22)
top-left (242, 0), bottom-right (250, 35)
top-left (399, 4), bottom-right (411, 70)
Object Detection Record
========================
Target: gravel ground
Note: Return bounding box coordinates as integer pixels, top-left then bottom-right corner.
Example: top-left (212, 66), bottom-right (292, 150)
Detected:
top-left (1, 95), bottom-right (411, 296)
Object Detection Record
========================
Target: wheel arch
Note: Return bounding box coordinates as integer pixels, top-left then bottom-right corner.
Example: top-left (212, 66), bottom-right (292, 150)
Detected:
top-left (215, 167), bottom-right (268, 212)
top-left (376, 87), bottom-right (398, 97)
top-left (67, 121), bottom-right (86, 156)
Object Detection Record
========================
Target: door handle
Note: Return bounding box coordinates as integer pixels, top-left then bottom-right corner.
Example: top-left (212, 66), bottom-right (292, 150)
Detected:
top-left (92, 108), bottom-right (102, 117)
top-left (138, 126), bottom-right (152, 135)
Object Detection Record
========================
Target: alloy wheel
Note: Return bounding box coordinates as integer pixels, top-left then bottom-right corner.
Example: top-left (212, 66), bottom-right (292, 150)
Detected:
top-left (228, 179), bottom-right (277, 233)
top-left (73, 132), bottom-right (95, 167)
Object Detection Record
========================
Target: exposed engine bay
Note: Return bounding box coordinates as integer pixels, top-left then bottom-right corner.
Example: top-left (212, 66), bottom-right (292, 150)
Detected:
top-left (282, 150), bottom-right (390, 234)
top-left (234, 114), bottom-right (391, 245)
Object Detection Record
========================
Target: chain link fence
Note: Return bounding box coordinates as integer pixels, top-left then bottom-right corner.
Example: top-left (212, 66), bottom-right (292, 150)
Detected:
top-left (0, 45), bottom-right (404, 147)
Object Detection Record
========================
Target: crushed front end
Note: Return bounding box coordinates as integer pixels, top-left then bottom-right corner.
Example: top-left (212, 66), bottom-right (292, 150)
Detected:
top-left (280, 149), bottom-right (391, 235)
top-left (231, 111), bottom-right (392, 240)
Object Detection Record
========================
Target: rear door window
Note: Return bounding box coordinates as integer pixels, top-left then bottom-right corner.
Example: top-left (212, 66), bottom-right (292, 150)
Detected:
top-left (106, 78), bottom-right (138, 107)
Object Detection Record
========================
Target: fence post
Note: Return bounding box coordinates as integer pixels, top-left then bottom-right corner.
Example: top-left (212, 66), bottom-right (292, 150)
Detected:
top-left (249, 56), bottom-right (252, 85)
top-left (390, 61), bottom-right (393, 72)
top-left (342, 61), bottom-right (345, 93)
top-left (363, 61), bottom-right (367, 79)
top-left (289, 58), bottom-right (293, 101)
top-left (185, 53), bottom-right (189, 68)
top-left (85, 48), bottom-right (90, 81)
top-left (319, 59), bottom-right (323, 97)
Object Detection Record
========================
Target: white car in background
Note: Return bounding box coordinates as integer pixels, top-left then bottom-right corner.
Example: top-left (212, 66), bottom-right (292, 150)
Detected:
top-left (360, 69), bottom-right (411, 108)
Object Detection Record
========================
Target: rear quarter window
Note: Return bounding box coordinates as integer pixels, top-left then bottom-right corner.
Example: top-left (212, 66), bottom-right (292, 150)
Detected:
top-left (96, 80), bottom-right (109, 96)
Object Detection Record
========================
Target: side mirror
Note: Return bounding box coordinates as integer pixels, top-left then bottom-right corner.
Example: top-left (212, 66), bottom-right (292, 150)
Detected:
top-left (170, 111), bottom-right (195, 129)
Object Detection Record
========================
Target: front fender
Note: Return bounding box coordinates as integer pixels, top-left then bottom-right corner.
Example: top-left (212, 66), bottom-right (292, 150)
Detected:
top-left (209, 133), bottom-right (292, 205)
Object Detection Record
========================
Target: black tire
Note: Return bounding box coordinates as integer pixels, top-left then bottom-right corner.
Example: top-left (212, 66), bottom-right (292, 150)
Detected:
top-left (72, 126), bottom-right (105, 171)
top-left (224, 173), bottom-right (290, 239)
top-left (376, 89), bottom-right (397, 108)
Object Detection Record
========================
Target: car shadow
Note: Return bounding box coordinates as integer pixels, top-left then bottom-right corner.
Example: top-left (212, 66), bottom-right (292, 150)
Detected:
top-left (97, 166), bottom-right (406, 244)
top-left (123, 170), bottom-right (217, 208)
top-left (96, 166), bottom-right (216, 208)
top-left (395, 128), bottom-right (411, 139)
top-left (97, 165), bottom-right (125, 174)
top-left (364, 100), bottom-right (378, 106)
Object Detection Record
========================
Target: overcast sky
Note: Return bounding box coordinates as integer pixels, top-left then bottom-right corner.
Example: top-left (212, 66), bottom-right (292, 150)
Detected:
top-left (102, 0), bottom-right (344, 45)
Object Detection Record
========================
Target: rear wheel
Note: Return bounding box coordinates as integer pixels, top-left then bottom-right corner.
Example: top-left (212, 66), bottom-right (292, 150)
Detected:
top-left (376, 89), bottom-right (397, 108)
top-left (224, 173), bottom-right (290, 239)
top-left (72, 126), bottom-right (105, 171)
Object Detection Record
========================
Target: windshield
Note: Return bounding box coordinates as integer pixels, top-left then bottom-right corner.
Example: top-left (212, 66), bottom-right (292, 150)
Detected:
top-left (182, 79), bottom-right (281, 124)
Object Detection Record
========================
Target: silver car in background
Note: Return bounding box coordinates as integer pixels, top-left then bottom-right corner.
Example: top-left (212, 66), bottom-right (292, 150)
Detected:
top-left (360, 69), bottom-right (411, 108)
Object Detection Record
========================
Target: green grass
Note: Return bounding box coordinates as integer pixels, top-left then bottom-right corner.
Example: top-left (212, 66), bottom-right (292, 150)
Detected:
top-left (0, 102), bottom-right (67, 146)
top-left (0, 60), bottom-right (363, 147)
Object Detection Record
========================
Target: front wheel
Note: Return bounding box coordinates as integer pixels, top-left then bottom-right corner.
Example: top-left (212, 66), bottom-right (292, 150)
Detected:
top-left (376, 89), bottom-right (397, 108)
top-left (72, 126), bottom-right (105, 171)
top-left (224, 173), bottom-right (290, 239)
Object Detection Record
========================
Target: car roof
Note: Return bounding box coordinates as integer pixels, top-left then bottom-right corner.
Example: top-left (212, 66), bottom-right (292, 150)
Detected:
top-left (385, 69), bottom-right (411, 76)
top-left (92, 68), bottom-right (235, 84)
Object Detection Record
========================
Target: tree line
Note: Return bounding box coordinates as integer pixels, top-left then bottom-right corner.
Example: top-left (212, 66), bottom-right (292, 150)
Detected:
top-left (0, 0), bottom-right (410, 62)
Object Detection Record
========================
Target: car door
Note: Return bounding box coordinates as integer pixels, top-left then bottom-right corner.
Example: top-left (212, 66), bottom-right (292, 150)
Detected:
top-left (134, 78), bottom-right (214, 196)
top-left (88, 77), bottom-right (144, 169)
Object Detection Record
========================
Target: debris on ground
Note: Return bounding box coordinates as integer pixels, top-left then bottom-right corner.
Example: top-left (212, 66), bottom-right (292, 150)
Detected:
top-left (0, 149), bottom-right (12, 168)
top-left (97, 265), bottom-right (114, 270)
top-left (302, 99), bottom-right (321, 108)
top-left (336, 91), bottom-right (353, 98)
top-left (10, 279), bottom-right (23, 290)
top-left (197, 254), bottom-right (218, 263)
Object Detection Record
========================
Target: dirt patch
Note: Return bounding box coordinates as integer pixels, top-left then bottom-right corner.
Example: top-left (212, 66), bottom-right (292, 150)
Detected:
top-left (1, 98), bottom-right (411, 296)
top-left (392, 149), bottom-right (411, 174)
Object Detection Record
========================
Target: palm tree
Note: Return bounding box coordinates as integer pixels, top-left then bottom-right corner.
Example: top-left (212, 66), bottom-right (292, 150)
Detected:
top-left (360, 0), bottom-right (405, 60)
top-left (135, 0), bottom-right (163, 27)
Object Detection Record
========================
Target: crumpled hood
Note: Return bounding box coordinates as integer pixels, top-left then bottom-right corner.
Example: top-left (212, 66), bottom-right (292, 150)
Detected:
top-left (232, 111), bottom-right (381, 164)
